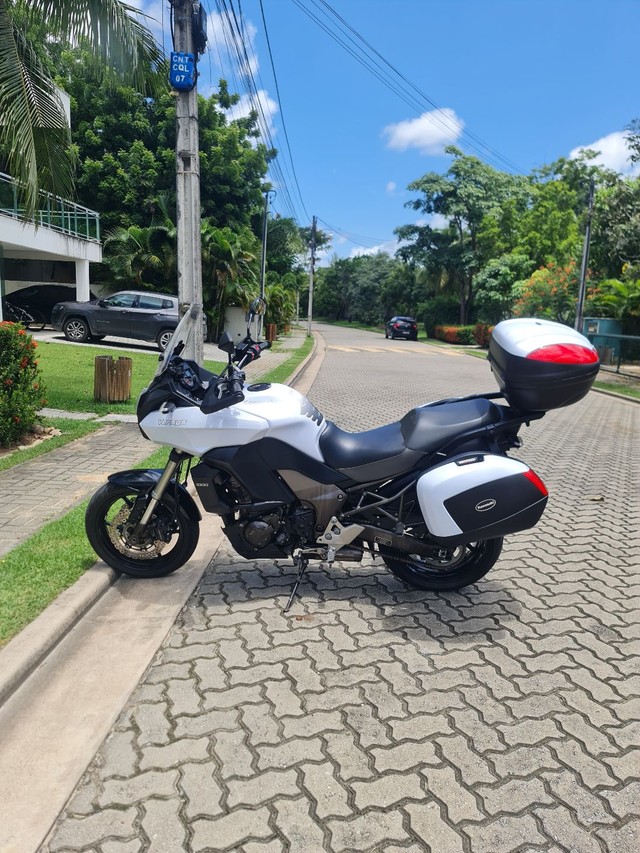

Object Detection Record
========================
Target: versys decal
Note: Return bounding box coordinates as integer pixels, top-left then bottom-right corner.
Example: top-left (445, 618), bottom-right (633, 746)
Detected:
top-left (475, 499), bottom-right (497, 512)
top-left (300, 399), bottom-right (324, 426)
top-left (158, 417), bottom-right (188, 426)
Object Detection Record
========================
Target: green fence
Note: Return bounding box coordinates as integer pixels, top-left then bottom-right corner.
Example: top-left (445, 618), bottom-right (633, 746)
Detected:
top-left (0, 172), bottom-right (100, 242)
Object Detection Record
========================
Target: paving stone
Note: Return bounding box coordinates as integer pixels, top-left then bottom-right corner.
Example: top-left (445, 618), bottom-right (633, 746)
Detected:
top-left (477, 776), bottom-right (554, 816)
top-left (351, 770), bottom-right (424, 809)
top-left (99, 730), bottom-right (138, 778)
top-left (464, 813), bottom-right (548, 852)
top-left (323, 731), bottom-right (373, 780)
top-left (282, 710), bottom-right (343, 739)
top-left (300, 762), bottom-right (351, 819)
top-left (139, 737), bottom-right (209, 772)
top-left (327, 809), bottom-right (406, 852)
top-left (542, 769), bottom-right (617, 825)
top-left (48, 808), bottom-right (138, 851)
top-left (257, 738), bottom-right (325, 770)
top-left (342, 703), bottom-right (391, 748)
top-left (421, 765), bottom-right (484, 822)
top-left (436, 735), bottom-right (496, 784)
top-left (179, 761), bottom-right (224, 819)
top-left (241, 702), bottom-right (281, 746)
top-left (601, 782), bottom-right (640, 819)
top-left (226, 769), bottom-right (299, 807)
top-left (595, 818), bottom-right (640, 853)
top-left (141, 797), bottom-right (187, 852)
top-left (552, 739), bottom-right (619, 789)
top-left (534, 805), bottom-right (605, 853)
top-left (101, 841), bottom-right (142, 853)
top-left (173, 707), bottom-right (239, 738)
top-left (97, 770), bottom-right (178, 807)
top-left (202, 684), bottom-right (262, 710)
top-left (213, 728), bottom-right (255, 778)
top-left (130, 702), bottom-right (172, 747)
top-left (191, 807), bottom-right (272, 851)
top-left (272, 796), bottom-right (326, 852)
top-left (404, 801), bottom-right (465, 853)
top-left (372, 739), bottom-right (440, 773)
top-left (165, 677), bottom-right (202, 716)
top-left (264, 679), bottom-right (304, 717)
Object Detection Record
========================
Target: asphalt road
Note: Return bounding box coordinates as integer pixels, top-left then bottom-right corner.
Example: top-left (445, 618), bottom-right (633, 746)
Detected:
top-left (40, 323), bottom-right (640, 852)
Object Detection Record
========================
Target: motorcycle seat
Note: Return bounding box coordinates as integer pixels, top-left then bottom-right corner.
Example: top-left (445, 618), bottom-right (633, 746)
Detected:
top-left (320, 398), bottom-right (501, 483)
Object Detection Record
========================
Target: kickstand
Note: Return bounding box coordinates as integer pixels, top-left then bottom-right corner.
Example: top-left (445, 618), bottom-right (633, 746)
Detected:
top-left (283, 555), bottom-right (309, 613)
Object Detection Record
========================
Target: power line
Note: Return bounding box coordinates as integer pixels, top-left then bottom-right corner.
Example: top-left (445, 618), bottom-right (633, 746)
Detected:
top-left (290, 0), bottom-right (525, 175)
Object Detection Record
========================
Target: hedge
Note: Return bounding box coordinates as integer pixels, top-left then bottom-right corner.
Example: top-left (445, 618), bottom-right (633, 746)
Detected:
top-left (433, 325), bottom-right (477, 344)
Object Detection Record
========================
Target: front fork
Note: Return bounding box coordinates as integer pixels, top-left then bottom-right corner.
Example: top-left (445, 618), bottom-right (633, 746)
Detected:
top-left (133, 449), bottom-right (189, 536)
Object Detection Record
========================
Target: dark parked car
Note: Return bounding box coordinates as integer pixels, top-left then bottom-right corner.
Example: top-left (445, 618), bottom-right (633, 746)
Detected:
top-left (385, 316), bottom-right (418, 340)
top-left (51, 290), bottom-right (181, 351)
top-left (5, 285), bottom-right (97, 324)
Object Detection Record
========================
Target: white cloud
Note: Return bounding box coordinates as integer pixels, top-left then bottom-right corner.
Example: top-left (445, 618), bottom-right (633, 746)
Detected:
top-left (349, 240), bottom-right (399, 258)
top-left (569, 130), bottom-right (640, 176)
top-left (386, 181), bottom-right (397, 193)
top-left (383, 108), bottom-right (464, 155)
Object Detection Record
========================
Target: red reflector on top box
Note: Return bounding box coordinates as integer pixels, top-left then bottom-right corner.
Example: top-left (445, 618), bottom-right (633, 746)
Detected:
top-left (488, 319), bottom-right (600, 412)
top-left (526, 344), bottom-right (599, 364)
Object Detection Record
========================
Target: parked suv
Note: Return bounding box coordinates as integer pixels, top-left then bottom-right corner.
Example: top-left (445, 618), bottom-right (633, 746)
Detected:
top-left (385, 316), bottom-right (418, 340)
top-left (51, 290), bottom-right (181, 351)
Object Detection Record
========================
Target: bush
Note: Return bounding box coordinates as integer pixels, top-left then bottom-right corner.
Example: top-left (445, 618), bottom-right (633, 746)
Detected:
top-left (473, 322), bottom-right (493, 347)
top-left (0, 322), bottom-right (47, 446)
top-left (434, 325), bottom-right (476, 344)
top-left (420, 296), bottom-right (461, 337)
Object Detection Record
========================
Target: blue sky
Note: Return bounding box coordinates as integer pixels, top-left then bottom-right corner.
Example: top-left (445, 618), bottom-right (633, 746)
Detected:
top-left (136, 1), bottom-right (640, 259)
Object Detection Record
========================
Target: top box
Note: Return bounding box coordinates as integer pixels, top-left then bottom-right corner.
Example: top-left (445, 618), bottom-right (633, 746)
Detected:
top-left (488, 318), bottom-right (600, 412)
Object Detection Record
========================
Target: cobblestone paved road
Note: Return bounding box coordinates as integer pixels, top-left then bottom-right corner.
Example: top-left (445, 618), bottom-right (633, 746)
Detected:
top-left (45, 325), bottom-right (640, 852)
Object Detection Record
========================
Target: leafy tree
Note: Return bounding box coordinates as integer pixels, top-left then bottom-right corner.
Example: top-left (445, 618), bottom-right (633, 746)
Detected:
top-left (626, 118), bottom-right (640, 164)
top-left (0, 0), bottom-right (161, 217)
top-left (474, 253), bottom-right (535, 324)
top-left (400, 147), bottom-right (519, 323)
top-left (590, 177), bottom-right (640, 279)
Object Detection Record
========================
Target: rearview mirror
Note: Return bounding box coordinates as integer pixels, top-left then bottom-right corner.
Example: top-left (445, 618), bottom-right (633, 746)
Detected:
top-left (248, 297), bottom-right (266, 319)
top-left (218, 331), bottom-right (235, 355)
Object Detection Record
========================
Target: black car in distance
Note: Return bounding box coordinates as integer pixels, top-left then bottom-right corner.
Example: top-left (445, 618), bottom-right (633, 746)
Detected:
top-left (385, 316), bottom-right (418, 340)
top-left (51, 290), bottom-right (181, 351)
top-left (5, 284), bottom-right (97, 324)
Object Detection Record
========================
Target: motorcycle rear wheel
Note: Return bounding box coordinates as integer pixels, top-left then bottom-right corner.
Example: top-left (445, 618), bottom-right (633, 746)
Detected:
top-left (379, 538), bottom-right (503, 591)
top-left (85, 483), bottom-right (199, 578)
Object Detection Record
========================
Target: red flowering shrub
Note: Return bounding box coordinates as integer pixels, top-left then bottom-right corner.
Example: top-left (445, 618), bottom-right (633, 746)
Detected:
top-left (473, 322), bottom-right (493, 347)
top-left (433, 325), bottom-right (476, 344)
top-left (0, 322), bottom-right (47, 446)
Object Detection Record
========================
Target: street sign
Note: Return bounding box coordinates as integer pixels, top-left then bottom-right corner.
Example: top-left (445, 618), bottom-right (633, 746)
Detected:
top-left (169, 52), bottom-right (195, 91)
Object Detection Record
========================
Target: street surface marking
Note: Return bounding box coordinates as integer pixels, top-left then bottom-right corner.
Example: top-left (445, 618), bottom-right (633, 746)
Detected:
top-left (328, 344), bottom-right (462, 357)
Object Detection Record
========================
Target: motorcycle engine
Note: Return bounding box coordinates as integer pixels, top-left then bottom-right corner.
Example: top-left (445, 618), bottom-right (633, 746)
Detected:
top-left (243, 513), bottom-right (281, 548)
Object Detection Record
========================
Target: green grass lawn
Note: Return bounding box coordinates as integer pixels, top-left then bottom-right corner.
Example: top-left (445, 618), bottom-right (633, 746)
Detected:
top-left (37, 340), bottom-right (226, 415)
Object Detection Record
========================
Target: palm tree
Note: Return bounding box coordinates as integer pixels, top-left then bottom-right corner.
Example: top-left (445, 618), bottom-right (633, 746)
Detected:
top-left (0, 0), bottom-right (161, 218)
top-left (103, 222), bottom-right (175, 290)
top-left (201, 224), bottom-right (257, 339)
top-left (592, 278), bottom-right (640, 320)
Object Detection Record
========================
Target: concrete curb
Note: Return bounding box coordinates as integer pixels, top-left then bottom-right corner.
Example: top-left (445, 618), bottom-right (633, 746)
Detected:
top-left (0, 331), bottom-right (327, 709)
top-left (591, 386), bottom-right (640, 405)
top-left (0, 565), bottom-right (118, 707)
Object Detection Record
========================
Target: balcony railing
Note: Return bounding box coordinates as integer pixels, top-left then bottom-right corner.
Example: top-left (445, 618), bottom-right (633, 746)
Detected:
top-left (0, 171), bottom-right (100, 242)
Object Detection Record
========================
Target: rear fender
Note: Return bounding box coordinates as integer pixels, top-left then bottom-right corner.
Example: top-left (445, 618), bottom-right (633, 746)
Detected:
top-left (107, 469), bottom-right (202, 523)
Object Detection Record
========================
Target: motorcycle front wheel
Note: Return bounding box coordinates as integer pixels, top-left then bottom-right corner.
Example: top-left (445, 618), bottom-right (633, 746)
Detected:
top-left (378, 538), bottom-right (503, 591)
top-left (85, 483), bottom-right (199, 578)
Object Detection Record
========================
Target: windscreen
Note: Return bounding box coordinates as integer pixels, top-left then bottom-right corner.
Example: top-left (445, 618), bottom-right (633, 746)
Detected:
top-left (154, 303), bottom-right (202, 377)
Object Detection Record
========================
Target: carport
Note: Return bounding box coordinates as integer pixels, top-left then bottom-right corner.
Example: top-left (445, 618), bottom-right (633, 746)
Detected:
top-left (0, 171), bottom-right (102, 320)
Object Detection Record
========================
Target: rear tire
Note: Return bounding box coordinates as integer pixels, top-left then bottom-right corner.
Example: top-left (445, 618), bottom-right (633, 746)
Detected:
top-left (379, 538), bottom-right (503, 591)
top-left (63, 316), bottom-right (90, 343)
top-left (85, 482), bottom-right (199, 578)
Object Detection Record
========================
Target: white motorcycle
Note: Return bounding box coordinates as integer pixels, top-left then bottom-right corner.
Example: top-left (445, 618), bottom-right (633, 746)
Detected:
top-left (85, 300), bottom-right (599, 604)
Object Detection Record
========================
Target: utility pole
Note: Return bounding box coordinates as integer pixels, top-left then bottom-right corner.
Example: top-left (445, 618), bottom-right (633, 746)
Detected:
top-left (575, 179), bottom-right (595, 333)
top-left (171, 1), bottom-right (205, 361)
top-left (259, 189), bottom-right (275, 339)
top-left (306, 215), bottom-right (317, 338)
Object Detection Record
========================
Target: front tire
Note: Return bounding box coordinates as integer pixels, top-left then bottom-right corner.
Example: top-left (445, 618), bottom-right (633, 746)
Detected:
top-left (85, 482), bottom-right (199, 577)
top-left (379, 538), bottom-right (503, 591)
top-left (64, 316), bottom-right (90, 343)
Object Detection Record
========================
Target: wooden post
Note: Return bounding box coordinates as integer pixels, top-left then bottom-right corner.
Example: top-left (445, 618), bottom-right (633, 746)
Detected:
top-left (94, 356), bottom-right (132, 402)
